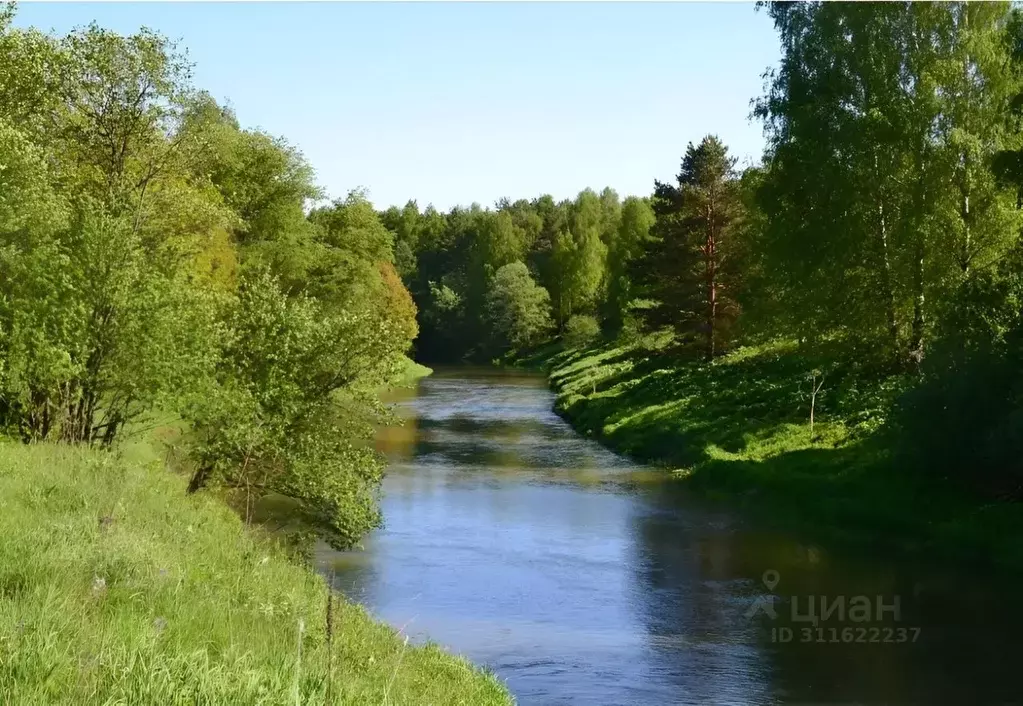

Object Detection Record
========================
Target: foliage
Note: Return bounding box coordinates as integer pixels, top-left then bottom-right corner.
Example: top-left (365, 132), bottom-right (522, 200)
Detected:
top-left (754, 1), bottom-right (1022, 365)
top-left (485, 261), bottom-right (553, 352)
top-left (562, 314), bottom-right (601, 348)
top-left (631, 136), bottom-right (744, 358)
top-left (0, 198), bottom-right (222, 444)
top-left (181, 273), bottom-right (405, 549)
top-left (603, 196), bottom-right (654, 334)
top-left (0, 10), bottom-right (419, 551)
top-left (893, 244), bottom-right (1023, 500)
top-left (550, 191), bottom-right (608, 327)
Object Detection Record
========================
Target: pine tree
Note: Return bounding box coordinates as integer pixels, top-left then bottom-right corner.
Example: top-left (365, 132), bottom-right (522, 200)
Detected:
top-left (632, 136), bottom-right (743, 358)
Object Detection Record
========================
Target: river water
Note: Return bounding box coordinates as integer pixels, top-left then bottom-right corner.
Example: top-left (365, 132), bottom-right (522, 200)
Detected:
top-left (318, 368), bottom-right (1021, 706)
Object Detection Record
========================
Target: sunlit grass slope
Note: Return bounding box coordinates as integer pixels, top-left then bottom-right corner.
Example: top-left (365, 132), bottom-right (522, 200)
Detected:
top-left (391, 356), bottom-right (434, 388)
top-left (531, 336), bottom-right (1023, 573)
top-left (0, 441), bottom-right (511, 705)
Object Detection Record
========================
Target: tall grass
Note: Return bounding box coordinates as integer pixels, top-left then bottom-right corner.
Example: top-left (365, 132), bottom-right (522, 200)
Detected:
top-left (0, 441), bottom-right (511, 705)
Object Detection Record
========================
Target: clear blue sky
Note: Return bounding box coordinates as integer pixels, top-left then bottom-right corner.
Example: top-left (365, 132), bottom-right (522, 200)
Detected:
top-left (14, 2), bottom-right (780, 211)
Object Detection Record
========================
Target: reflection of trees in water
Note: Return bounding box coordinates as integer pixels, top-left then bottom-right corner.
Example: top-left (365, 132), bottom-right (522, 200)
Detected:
top-left (374, 414), bottom-right (419, 461)
top-left (367, 373), bottom-right (1023, 705)
top-left (319, 543), bottom-right (381, 608)
top-left (631, 486), bottom-right (1023, 705)
top-left (628, 498), bottom-right (775, 705)
top-left (402, 416), bottom-right (618, 486)
top-left (749, 552), bottom-right (1023, 704)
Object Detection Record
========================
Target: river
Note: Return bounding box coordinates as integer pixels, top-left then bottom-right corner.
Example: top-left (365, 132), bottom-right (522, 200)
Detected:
top-left (317, 367), bottom-right (1021, 706)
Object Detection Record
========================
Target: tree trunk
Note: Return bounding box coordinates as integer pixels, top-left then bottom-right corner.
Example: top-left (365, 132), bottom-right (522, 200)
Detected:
top-left (960, 5), bottom-right (972, 276)
top-left (187, 464), bottom-right (213, 494)
top-left (910, 238), bottom-right (926, 370)
top-left (706, 203), bottom-right (717, 361)
top-left (876, 190), bottom-right (900, 363)
top-left (909, 147), bottom-right (927, 370)
top-left (960, 184), bottom-right (971, 275)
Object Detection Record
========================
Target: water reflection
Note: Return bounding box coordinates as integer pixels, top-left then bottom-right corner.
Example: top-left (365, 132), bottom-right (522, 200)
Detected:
top-left (318, 368), bottom-right (1021, 705)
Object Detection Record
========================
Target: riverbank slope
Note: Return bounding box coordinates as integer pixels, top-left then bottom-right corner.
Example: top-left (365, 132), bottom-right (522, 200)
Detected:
top-left (516, 337), bottom-right (1023, 574)
top-left (393, 356), bottom-right (434, 388)
top-left (0, 440), bottom-right (510, 704)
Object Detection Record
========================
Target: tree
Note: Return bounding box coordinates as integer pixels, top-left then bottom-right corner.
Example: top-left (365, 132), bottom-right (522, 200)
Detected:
top-left (633, 136), bottom-right (743, 358)
top-left (307, 189), bottom-right (396, 309)
top-left (380, 200), bottom-right (421, 279)
top-left (755, 1), bottom-right (1021, 366)
top-left (500, 198), bottom-right (543, 255)
top-left (0, 23), bottom-right (228, 444)
top-left (0, 10), bottom-right (65, 146)
top-left (182, 273), bottom-right (399, 549)
top-left (485, 261), bottom-right (553, 351)
top-left (0, 6), bottom-right (428, 554)
top-left (603, 196), bottom-right (654, 334)
top-left (530, 194), bottom-right (571, 304)
top-left (550, 190), bottom-right (608, 328)
top-left (563, 314), bottom-right (601, 348)
top-left (57, 24), bottom-right (196, 214)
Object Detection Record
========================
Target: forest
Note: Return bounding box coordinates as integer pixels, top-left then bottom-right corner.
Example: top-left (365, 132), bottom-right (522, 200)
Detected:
top-left (3, 0), bottom-right (1023, 554)
top-left (387, 2), bottom-right (1023, 512)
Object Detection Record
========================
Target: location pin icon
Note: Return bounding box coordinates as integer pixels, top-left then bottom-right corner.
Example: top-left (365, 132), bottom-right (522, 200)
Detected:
top-left (762, 569), bottom-right (780, 591)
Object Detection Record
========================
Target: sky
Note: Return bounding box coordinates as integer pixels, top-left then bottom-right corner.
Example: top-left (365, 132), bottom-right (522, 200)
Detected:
top-left (14, 2), bottom-right (781, 211)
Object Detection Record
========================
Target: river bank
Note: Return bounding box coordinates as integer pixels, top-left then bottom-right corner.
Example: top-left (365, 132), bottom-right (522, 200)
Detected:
top-left (509, 336), bottom-right (1023, 574)
top-left (392, 356), bottom-right (435, 389)
top-left (0, 439), bottom-right (511, 704)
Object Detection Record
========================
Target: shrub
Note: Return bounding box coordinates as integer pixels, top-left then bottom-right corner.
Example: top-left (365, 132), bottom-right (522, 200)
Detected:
top-left (563, 314), bottom-right (601, 348)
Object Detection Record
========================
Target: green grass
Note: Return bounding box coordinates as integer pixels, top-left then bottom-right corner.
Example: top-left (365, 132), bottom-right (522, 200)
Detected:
top-left (524, 335), bottom-right (1023, 574)
top-left (387, 356), bottom-right (434, 389)
top-left (0, 440), bottom-right (511, 705)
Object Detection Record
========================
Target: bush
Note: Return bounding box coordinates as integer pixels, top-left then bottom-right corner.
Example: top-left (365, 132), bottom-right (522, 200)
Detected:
top-left (563, 314), bottom-right (601, 348)
top-left (893, 262), bottom-right (1023, 500)
top-left (485, 261), bottom-right (554, 351)
top-left (181, 272), bottom-right (402, 549)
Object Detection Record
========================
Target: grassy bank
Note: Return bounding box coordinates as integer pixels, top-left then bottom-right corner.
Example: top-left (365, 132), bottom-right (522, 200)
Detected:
top-left (389, 357), bottom-right (434, 389)
top-left (522, 336), bottom-right (1023, 573)
top-left (0, 440), bottom-right (510, 704)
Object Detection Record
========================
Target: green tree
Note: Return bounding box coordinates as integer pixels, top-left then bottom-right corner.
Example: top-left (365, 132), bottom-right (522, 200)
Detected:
top-left (380, 200), bottom-right (422, 279)
top-left (182, 273), bottom-right (400, 548)
top-left (633, 136), bottom-right (743, 358)
top-left (0, 22), bottom-right (228, 444)
top-left (485, 261), bottom-right (553, 351)
top-left (756, 1), bottom-right (1021, 366)
top-left (562, 314), bottom-right (601, 348)
top-left (603, 196), bottom-right (654, 334)
top-left (550, 190), bottom-right (607, 328)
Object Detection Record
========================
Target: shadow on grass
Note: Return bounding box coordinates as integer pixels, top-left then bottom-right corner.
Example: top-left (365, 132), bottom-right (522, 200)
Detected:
top-left (552, 339), bottom-right (908, 460)
top-left (545, 338), bottom-right (1023, 574)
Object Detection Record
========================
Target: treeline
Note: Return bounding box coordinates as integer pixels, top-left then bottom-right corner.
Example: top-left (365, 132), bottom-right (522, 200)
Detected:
top-left (385, 1), bottom-right (1023, 502)
top-left (0, 6), bottom-right (418, 548)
